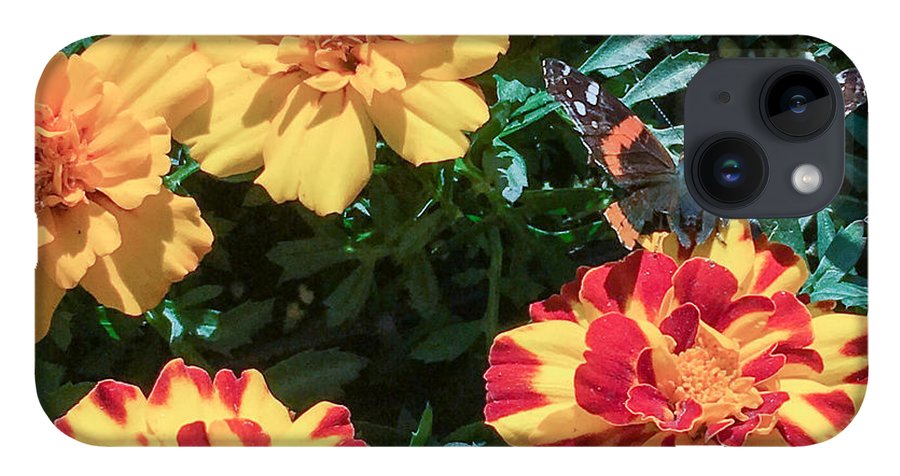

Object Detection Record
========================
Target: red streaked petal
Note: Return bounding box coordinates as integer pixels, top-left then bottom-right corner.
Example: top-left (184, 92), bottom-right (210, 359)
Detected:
top-left (281, 401), bottom-right (365, 446)
top-left (208, 418), bottom-right (272, 446)
top-left (773, 379), bottom-right (859, 446)
top-left (672, 258), bottom-right (739, 328)
top-left (530, 294), bottom-right (577, 323)
top-left (146, 359), bottom-right (219, 443)
top-left (742, 238), bottom-right (809, 296)
top-left (580, 251), bottom-right (677, 323)
top-left (716, 295), bottom-right (775, 339)
top-left (741, 345), bottom-right (787, 383)
top-left (53, 380), bottom-right (150, 446)
top-left (176, 421), bottom-right (211, 446)
top-left (659, 303), bottom-right (700, 354)
top-left (714, 391), bottom-right (789, 446)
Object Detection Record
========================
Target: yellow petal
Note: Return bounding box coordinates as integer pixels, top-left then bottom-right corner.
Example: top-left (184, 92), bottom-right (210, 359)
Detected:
top-left (212, 368), bottom-right (292, 436)
top-left (35, 267), bottom-right (65, 342)
top-left (259, 88), bottom-right (376, 214)
top-left (192, 36), bottom-right (268, 67)
top-left (485, 321), bottom-right (613, 446)
top-left (304, 71), bottom-right (352, 93)
top-left (38, 200), bottom-right (121, 289)
top-left (79, 190), bottom-right (213, 315)
top-left (771, 379), bottom-right (859, 445)
top-left (780, 313), bottom-right (867, 386)
top-left (279, 402), bottom-right (363, 446)
top-left (54, 380), bottom-right (152, 446)
top-left (80, 36), bottom-right (212, 127)
top-left (367, 79), bottom-right (488, 165)
top-left (240, 44), bottom-right (289, 75)
top-left (174, 62), bottom-right (298, 177)
top-left (372, 36), bottom-right (509, 80)
top-left (145, 359), bottom-right (224, 444)
top-left (691, 220), bottom-right (755, 285)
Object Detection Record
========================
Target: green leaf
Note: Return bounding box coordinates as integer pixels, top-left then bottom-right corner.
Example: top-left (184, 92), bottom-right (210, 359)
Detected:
top-left (324, 263), bottom-right (375, 326)
top-left (264, 349), bottom-right (367, 410)
top-left (816, 209), bottom-right (836, 257)
top-left (495, 75), bottom-right (536, 103)
top-left (268, 236), bottom-right (353, 282)
top-left (810, 220), bottom-right (866, 288)
top-left (484, 140), bottom-right (528, 203)
top-left (622, 50), bottom-right (708, 106)
top-left (205, 299), bottom-right (275, 355)
top-left (178, 285), bottom-right (224, 309)
top-left (580, 36), bottom-right (671, 75)
top-left (442, 421), bottom-right (506, 446)
top-left (404, 252), bottom-right (442, 317)
top-left (757, 218), bottom-right (807, 259)
top-left (410, 320), bottom-right (483, 363)
top-left (810, 281), bottom-right (867, 309)
top-left (409, 403), bottom-right (433, 446)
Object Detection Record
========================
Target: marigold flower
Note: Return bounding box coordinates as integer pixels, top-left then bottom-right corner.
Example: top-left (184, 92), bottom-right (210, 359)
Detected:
top-left (484, 220), bottom-right (866, 446)
top-left (175, 36), bottom-right (509, 215)
top-left (35, 37), bottom-right (215, 341)
top-left (54, 359), bottom-right (365, 446)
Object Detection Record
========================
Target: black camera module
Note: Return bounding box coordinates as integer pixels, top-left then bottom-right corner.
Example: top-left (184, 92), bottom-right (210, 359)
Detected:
top-left (763, 68), bottom-right (836, 138)
top-left (694, 135), bottom-right (768, 207)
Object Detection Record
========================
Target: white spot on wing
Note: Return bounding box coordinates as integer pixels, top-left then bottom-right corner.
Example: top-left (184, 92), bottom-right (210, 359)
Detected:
top-left (565, 89), bottom-right (573, 98)
top-left (562, 64), bottom-right (571, 75)
top-left (574, 101), bottom-right (586, 116)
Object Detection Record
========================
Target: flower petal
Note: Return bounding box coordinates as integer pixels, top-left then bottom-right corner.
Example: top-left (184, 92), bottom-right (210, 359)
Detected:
top-left (212, 368), bottom-right (292, 436)
top-left (712, 391), bottom-right (789, 446)
top-left (79, 190), bottom-right (213, 315)
top-left (260, 88), bottom-right (376, 214)
top-left (35, 267), bottom-right (65, 342)
top-left (38, 200), bottom-right (121, 289)
top-left (529, 266), bottom-right (589, 325)
top-left (579, 251), bottom-right (678, 323)
top-left (54, 380), bottom-right (151, 446)
top-left (659, 303), bottom-right (700, 354)
top-left (367, 79), bottom-right (488, 165)
top-left (485, 321), bottom-right (612, 445)
top-left (280, 402), bottom-right (365, 446)
top-left (206, 419), bottom-right (272, 446)
top-left (671, 257), bottom-right (739, 327)
top-left (146, 359), bottom-right (221, 444)
top-left (780, 313), bottom-right (867, 386)
top-left (372, 36), bottom-right (509, 80)
top-left (772, 379), bottom-right (858, 445)
top-left (575, 313), bottom-right (671, 425)
top-left (739, 292), bottom-right (814, 363)
top-left (690, 219), bottom-right (755, 284)
top-left (741, 236), bottom-right (809, 296)
top-left (175, 62), bottom-right (298, 177)
top-left (80, 36), bottom-right (212, 127)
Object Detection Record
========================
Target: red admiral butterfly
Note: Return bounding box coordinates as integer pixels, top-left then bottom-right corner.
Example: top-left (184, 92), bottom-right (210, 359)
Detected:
top-left (542, 58), bottom-right (716, 249)
top-left (542, 59), bottom-right (866, 250)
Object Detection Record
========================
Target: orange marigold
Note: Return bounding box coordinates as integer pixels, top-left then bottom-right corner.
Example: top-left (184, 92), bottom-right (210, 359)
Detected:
top-left (175, 35), bottom-right (509, 215)
top-left (35, 37), bottom-right (214, 341)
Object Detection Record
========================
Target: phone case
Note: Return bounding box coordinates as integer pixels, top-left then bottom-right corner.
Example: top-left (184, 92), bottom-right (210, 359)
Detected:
top-left (35, 35), bottom-right (867, 447)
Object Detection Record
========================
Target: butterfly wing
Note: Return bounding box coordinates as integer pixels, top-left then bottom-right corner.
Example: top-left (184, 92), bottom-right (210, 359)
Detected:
top-left (837, 68), bottom-right (866, 116)
top-left (542, 58), bottom-right (676, 188)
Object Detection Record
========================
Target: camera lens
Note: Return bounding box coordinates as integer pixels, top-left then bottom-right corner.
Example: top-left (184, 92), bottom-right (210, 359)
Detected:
top-left (763, 69), bottom-right (835, 138)
top-left (696, 136), bottom-right (768, 206)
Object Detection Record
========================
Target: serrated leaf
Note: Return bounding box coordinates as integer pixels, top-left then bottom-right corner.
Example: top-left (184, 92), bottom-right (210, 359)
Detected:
top-left (580, 36), bottom-right (671, 75)
top-left (810, 220), bottom-right (866, 288)
top-left (816, 209), bottom-right (836, 257)
top-left (758, 218), bottom-right (807, 259)
top-left (810, 281), bottom-right (867, 309)
top-left (264, 349), bottom-right (367, 410)
top-left (495, 75), bottom-right (536, 103)
top-left (404, 253), bottom-right (441, 317)
top-left (409, 403), bottom-right (433, 446)
top-left (324, 263), bottom-right (375, 326)
top-left (622, 51), bottom-right (708, 106)
top-left (410, 320), bottom-right (483, 363)
top-left (268, 237), bottom-right (352, 282)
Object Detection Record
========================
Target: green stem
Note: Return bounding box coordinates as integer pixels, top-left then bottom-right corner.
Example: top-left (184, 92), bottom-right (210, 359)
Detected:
top-left (483, 227), bottom-right (503, 351)
top-left (164, 160), bottom-right (201, 191)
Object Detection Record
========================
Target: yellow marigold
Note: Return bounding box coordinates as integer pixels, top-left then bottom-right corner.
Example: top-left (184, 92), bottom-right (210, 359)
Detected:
top-left (55, 359), bottom-right (365, 446)
top-left (35, 37), bottom-right (214, 341)
top-left (484, 220), bottom-right (866, 446)
top-left (175, 35), bottom-right (509, 215)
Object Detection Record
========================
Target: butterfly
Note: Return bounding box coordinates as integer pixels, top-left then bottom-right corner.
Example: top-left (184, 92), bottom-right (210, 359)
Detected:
top-left (837, 68), bottom-right (867, 116)
top-left (542, 58), bottom-right (717, 249)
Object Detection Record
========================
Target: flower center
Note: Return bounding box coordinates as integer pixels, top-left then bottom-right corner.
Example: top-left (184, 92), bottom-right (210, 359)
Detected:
top-left (673, 345), bottom-right (741, 404)
top-left (35, 111), bottom-right (89, 211)
top-left (311, 35), bottom-right (368, 73)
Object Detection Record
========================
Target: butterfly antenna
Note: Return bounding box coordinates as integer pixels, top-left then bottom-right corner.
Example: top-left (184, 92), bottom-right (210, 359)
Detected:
top-left (628, 65), bottom-right (674, 128)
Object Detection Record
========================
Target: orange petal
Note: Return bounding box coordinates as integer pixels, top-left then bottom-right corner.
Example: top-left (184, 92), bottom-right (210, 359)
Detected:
top-left (80, 36), bottom-right (212, 128)
top-left (259, 88), bottom-right (376, 214)
top-left (35, 267), bottom-right (65, 342)
top-left (54, 380), bottom-right (152, 446)
top-left (38, 200), bottom-right (121, 289)
top-left (279, 402), bottom-right (365, 446)
top-left (79, 190), bottom-right (213, 315)
top-left (372, 36), bottom-right (508, 80)
top-left (367, 79), bottom-right (488, 165)
top-left (485, 320), bottom-right (614, 445)
top-left (174, 62), bottom-right (298, 177)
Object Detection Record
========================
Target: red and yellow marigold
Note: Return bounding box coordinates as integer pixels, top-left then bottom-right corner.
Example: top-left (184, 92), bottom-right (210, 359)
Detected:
top-left (484, 220), bottom-right (866, 446)
top-left (175, 35), bottom-right (509, 215)
top-left (35, 37), bottom-right (214, 341)
top-left (55, 358), bottom-right (365, 446)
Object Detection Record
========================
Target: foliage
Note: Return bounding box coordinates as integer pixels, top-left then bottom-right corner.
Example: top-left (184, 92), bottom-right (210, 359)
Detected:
top-left (36, 35), bottom-right (866, 445)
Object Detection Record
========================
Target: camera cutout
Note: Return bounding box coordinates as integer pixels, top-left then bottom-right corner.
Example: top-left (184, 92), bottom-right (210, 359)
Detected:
top-left (685, 59), bottom-right (845, 218)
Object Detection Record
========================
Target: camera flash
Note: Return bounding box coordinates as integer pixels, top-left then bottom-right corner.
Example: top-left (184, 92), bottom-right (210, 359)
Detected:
top-left (791, 164), bottom-right (822, 194)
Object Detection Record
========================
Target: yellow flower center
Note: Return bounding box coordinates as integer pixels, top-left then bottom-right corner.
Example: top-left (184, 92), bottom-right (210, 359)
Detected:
top-left (310, 36), bottom-right (368, 74)
top-left (673, 346), bottom-right (741, 404)
top-left (35, 111), bottom-right (89, 211)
